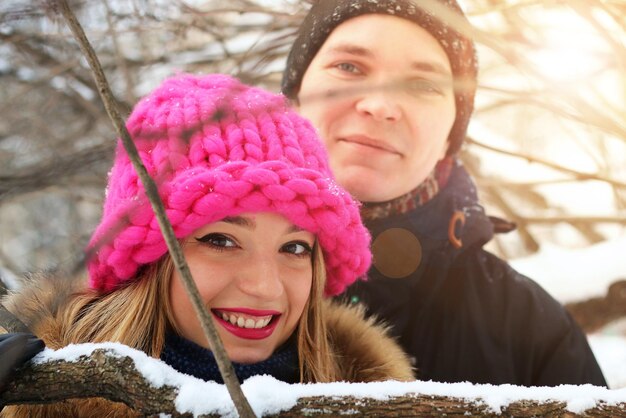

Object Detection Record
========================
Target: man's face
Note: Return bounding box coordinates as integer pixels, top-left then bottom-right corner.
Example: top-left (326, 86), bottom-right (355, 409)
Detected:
top-left (297, 14), bottom-right (456, 202)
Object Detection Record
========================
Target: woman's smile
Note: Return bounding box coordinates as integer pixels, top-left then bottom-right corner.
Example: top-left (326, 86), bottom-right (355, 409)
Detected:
top-left (212, 308), bottom-right (281, 340)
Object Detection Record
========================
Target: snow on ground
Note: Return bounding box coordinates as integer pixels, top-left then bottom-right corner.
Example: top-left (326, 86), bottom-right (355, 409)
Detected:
top-left (590, 336), bottom-right (626, 390)
top-left (34, 343), bottom-right (626, 417)
top-left (589, 323), bottom-right (626, 390)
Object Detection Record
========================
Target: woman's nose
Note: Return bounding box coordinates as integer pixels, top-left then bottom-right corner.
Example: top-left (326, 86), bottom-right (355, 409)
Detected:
top-left (355, 87), bottom-right (402, 122)
top-left (236, 256), bottom-right (284, 300)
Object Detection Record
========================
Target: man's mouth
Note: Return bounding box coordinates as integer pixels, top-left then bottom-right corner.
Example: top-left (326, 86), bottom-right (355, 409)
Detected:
top-left (340, 135), bottom-right (401, 156)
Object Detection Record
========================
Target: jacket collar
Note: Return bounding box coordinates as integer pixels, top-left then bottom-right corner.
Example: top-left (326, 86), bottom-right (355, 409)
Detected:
top-left (364, 160), bottom-right (494, 256)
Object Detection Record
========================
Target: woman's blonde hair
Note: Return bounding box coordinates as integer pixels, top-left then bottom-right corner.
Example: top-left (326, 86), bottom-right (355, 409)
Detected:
top-left (296, 243), bottom-right (340, 382)
top-left (60, 243), bottom-right (340, 382)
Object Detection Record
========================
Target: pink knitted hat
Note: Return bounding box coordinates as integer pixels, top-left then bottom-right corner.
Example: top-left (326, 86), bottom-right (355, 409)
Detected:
top-left (87, 73), bottom-right (371, 296)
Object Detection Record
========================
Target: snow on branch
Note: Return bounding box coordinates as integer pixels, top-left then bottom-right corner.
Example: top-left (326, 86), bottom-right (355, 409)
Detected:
top-left (1, 343), bottom-right (626, 417)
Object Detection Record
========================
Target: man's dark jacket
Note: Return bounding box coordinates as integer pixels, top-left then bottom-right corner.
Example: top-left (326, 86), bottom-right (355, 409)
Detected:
top-left (344, 162), bottom-right (607, 387)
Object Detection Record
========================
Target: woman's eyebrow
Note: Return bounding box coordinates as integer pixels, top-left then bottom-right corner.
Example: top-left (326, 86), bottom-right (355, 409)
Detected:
top-left (221, 217), bottom-right (305, 234)
top-left (221, 216), bottom-right (255, 229)
top-left (288, 224), bottom-right (305, 233)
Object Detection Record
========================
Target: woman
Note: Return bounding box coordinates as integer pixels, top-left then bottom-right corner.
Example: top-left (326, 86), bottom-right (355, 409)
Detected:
top-left (0, 73), bottom-right (414, 417)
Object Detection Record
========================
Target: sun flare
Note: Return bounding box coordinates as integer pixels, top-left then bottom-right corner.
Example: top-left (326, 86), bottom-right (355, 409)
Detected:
top-left (526, 8), bottom-right (611, 83)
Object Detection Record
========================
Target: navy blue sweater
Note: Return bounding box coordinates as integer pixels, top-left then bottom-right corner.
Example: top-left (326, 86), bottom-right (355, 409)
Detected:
top-left (160, 333), bottom-right (299, 384)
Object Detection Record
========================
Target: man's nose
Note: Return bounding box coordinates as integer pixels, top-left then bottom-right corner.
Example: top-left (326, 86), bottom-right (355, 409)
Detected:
top-left (236, 255), bottom-right (284, 300)
top-left (355, 87), bottom-right (402, 122)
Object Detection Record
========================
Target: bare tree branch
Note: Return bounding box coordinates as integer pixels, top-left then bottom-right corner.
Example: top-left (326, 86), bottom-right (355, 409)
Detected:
top-left (0, 143), bottom-right (112, 202)
top-left (53, 1), bottom-right (255, 416)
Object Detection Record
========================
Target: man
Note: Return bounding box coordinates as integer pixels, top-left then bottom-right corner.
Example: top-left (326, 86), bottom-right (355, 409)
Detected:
top-left (281, 0), bottom-right (606, 386)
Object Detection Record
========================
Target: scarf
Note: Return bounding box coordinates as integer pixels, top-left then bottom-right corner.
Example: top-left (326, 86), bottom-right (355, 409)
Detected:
top-left (160, 332), bottom-right (300, 384)
top-left (361, 157), bottom-right (454, 221)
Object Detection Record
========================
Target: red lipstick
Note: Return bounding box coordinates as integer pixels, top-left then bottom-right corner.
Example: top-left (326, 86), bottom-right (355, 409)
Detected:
top-left (212, 308), bottom-right (281, 340)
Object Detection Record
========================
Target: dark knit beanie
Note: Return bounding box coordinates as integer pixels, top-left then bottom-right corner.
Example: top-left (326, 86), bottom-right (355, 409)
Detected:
top-left (281, 0), bottom-right (478, 155)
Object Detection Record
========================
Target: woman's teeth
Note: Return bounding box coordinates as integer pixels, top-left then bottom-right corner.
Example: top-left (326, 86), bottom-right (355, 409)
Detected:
top-left (219, 312), bottom-right (272, 329)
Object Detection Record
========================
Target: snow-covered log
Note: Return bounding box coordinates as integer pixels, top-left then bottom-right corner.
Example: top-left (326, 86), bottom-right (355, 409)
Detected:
top-left (1, 344), bottom-right (625, 417)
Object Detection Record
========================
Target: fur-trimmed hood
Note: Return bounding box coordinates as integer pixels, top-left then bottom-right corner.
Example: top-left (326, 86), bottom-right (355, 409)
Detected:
top-left (1, 274), bottom-right (413, 417)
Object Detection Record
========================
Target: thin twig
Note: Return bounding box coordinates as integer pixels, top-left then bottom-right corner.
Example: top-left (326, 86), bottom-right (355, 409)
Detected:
top-left (54, 1), bottom-right (255, 417)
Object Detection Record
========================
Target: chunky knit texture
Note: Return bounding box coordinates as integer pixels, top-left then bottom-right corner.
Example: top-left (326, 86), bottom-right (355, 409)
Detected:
top-left (87, 74), bottom-right (371, 295)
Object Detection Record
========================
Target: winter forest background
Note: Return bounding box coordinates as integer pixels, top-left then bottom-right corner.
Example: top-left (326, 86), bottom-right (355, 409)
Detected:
top-left (1, 0), bottom-right (626, 409)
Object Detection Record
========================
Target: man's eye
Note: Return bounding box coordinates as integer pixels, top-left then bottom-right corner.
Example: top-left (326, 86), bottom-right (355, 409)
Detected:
top-left (282, 241), bottom-right (313, 257)
top-left (406, 79), bottom-right (444, 95)
top-left (195, 233), bottom-right (237, 249)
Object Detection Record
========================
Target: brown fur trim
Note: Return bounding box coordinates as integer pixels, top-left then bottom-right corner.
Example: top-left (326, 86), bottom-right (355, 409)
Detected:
top-left (1, 272), bottom-right (83, 350)
top-left (324, 300), bottom-right (415, 382)
top-left (1, 275), bottom-right (139, 418)
top-left (2, 399), bottom-right (139, 418)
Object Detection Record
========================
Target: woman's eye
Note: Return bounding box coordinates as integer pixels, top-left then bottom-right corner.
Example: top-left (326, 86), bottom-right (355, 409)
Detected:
top-left (195, 233), bottom-right (237, 249)
top-left (336, 62), bottom-right (359, 74)
top-left (281, 241), bottom-right (312, 257)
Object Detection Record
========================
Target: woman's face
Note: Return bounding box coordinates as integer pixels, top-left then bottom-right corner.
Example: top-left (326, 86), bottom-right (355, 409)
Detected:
top-left (169, 212), bottom-right (314, 364)
top-left (297, 14), bottom-right (456, 202)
